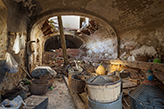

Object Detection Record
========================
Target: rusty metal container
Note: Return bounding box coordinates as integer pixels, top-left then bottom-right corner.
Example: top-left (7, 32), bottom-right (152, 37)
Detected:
top-left (30, 79), bottom-right (49, 95)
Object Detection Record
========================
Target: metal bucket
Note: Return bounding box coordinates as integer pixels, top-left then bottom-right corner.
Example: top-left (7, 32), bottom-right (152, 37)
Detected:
top-left (39, 75), bottom-right (54, 88)
top-left (30, 79), bottom-right (49, 95)
top-left (86, 75), bottom-right (121, 103)
top-left (88, 93), bottom-right (122, 109)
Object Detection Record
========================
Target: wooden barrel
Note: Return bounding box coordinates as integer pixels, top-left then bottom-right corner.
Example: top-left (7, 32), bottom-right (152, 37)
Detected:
top-left (86, 75), bottom-right (121, 103)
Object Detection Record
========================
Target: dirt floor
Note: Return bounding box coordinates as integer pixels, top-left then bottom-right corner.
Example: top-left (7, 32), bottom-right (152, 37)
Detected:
top-left (45, 77), bottom-right (76, 109)
top-left (41, 59), bottom-right (137, 109)
top-left (44, 76), bottom-right (132, 109)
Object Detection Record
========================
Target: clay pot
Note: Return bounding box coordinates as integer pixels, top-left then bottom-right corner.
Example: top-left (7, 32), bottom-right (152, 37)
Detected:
top-left (30, 79), bottom-right (49, 95)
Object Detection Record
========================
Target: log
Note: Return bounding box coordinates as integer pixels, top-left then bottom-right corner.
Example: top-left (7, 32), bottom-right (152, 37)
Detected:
top-left (57, 16), bottom-right (68, 65)
top-left (79, 92), bottom-right (89, 106)
top-left (63, 75), bottom-right (88, 109)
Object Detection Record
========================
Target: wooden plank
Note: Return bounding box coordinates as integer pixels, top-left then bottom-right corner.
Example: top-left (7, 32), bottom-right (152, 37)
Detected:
top-left (63, 75), bottom-right (88, 109)
top-left (82, 58), bottom-right (164, 72)
top-left (9, 32), bottom-right (27, 36)
top-left (57, 16), bottom-right (68, 65)
top-left (108, 60), bottom-right (164, 72)
top-left (79, 92), bottom-right (89, 106)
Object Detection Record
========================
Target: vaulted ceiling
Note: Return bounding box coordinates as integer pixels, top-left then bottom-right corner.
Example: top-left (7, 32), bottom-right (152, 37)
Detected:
top-left (1, 0), bottom-right (164, 35)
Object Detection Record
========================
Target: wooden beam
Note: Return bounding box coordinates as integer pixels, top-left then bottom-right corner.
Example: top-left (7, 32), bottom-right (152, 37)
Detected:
top-left (82, 57), bottom-right (164, 72)
top-left (57, 16), bottom-right (68, 65)
top-left (63, 75), bottom-right (88, 109)
top-left (107, 60), bottom-right (164, 71)
top-left (8, 32), bottom-right (27, 36)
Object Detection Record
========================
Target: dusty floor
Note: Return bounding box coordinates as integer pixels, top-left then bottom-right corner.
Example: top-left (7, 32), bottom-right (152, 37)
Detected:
top-left (44, 76), bottom-right (132, 109)
top-left (45, 77), bottom-right (76, 109)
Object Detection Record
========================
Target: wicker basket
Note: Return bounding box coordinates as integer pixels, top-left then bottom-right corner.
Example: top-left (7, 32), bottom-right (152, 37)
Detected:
top-left (70, 75), bottom-right (86, 94)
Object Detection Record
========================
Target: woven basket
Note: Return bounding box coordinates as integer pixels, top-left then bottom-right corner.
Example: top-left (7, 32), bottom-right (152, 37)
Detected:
top-left (70, 75), bottom-right (86, 94)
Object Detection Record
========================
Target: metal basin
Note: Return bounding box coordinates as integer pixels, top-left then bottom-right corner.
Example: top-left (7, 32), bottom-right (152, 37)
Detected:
top-left (30, 79), bottom-right (49, 95)
top-left (88, 93), bottom-right (122, 109)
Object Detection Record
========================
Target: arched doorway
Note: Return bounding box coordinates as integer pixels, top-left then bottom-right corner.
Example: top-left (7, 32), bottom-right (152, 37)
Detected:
top-left (29, 12), bottom-right (118, 71)
top-left (44, 35), bottom-right (83, 51)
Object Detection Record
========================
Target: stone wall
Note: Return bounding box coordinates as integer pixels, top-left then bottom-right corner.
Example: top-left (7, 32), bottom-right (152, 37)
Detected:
top-left (0, 35), bottom-right (27, 91)
top-left (29, 22), bottom-right (44, 71)
top-left (0, 9), bottom-right (7, 59)
top-left (2, 33), bottom-right (27, 91)
top-left (0, 3), bottom-right (28, 91)
top-left (119, 24), bottom-right (164, 61)
top-left (81, 25), bottom-right (117, 59)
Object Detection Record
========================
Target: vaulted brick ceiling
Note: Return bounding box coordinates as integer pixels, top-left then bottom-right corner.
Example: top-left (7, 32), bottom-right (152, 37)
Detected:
top-left (2, 0), bottom-right (164, 35)
top-left (36, 0), bottom-right (164, 33)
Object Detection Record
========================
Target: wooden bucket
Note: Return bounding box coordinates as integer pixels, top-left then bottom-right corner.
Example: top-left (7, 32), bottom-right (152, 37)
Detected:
top-left (86, 75), bottom-right (121, 103)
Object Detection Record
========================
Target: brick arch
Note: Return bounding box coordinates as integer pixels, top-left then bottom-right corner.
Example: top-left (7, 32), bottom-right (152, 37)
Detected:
top-left (30, 9), bottom-right (118, 57)
top-left (43, 34), bottom-right (84, 51)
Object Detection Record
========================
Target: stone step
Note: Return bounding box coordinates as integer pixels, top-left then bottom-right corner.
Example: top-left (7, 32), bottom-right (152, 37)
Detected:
top-left (22, 95), bottom-right (48, 109)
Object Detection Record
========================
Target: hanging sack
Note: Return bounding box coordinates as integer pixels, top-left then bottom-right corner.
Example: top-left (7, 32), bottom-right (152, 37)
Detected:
top-left (4, 52), bottom-right (19, 73)
top-left (13, 33), bottom-right (20, 54)
top-left (20, 33), bottom-right (26, 49)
